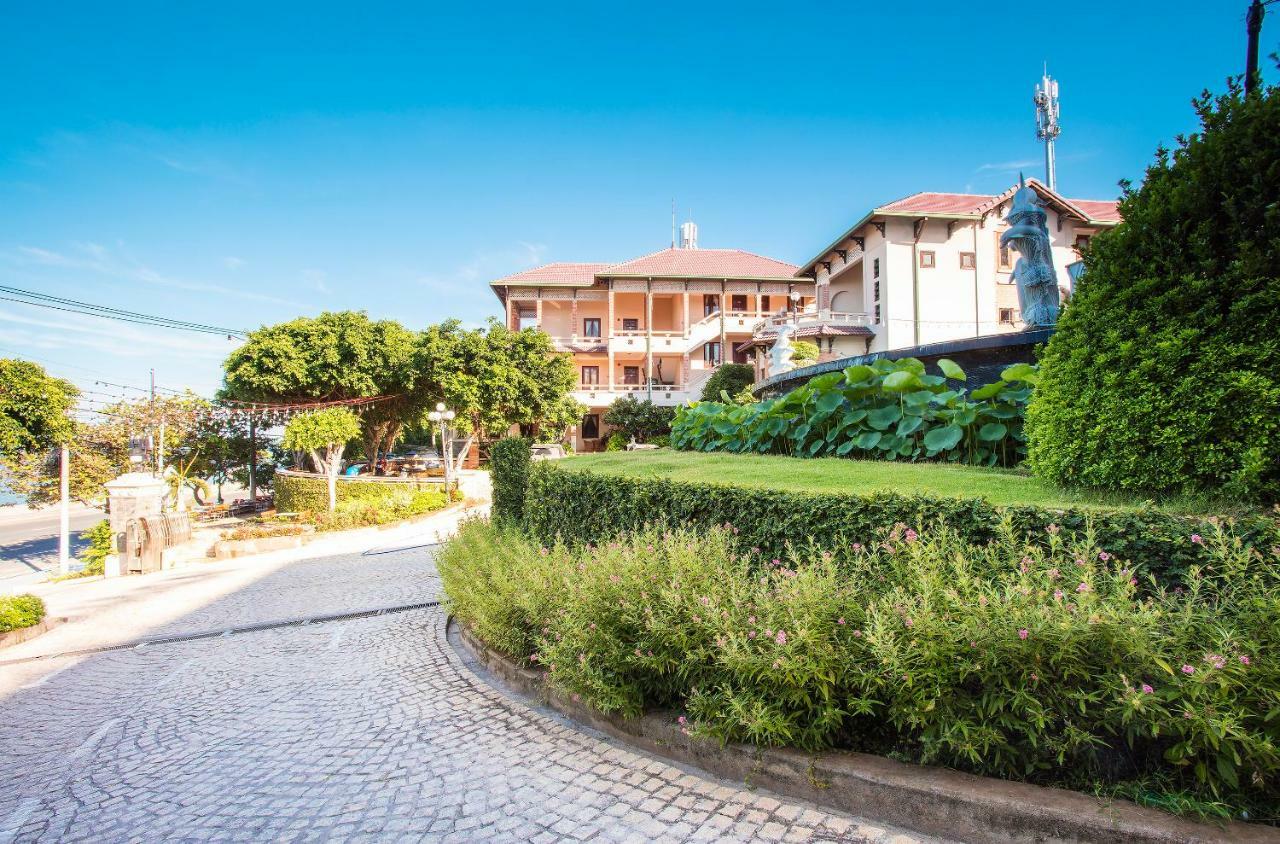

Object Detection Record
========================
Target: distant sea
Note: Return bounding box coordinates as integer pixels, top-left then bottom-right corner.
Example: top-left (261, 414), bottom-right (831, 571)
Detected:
top-left (0, 480), bottom-right (21, 506)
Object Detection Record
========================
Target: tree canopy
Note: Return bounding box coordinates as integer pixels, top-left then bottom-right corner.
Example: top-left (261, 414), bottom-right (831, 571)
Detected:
top-left (282, 407), bottom-right (361, 510)
top-left (1027, 75), bottom-right (1280, 502)
top-left (0, 359), bottom-right (78, 457)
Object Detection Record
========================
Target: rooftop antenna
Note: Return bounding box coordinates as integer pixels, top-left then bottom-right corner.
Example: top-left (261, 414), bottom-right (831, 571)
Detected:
top-left (1034, 65), bottom-right (1061, 191)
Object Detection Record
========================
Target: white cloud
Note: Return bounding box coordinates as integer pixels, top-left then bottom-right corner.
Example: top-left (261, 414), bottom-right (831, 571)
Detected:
top-left (301, 269), bottom-right (330, 294)
top-left (976, 159), bottom-right (1039, 173)
top-left (7, 242), bottom-right (302, 308)
top-left (222, 256), bottom-right (246, 270)
top-left (0, 307), bottom-right (239, 360)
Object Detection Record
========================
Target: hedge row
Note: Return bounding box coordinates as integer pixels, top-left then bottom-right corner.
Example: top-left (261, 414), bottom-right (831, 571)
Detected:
top-left (523, 463), bottom-right (1280, 587)
top-left (274, 471), bottom-right (446, 513)
top-left (489, 437), bottom-right (531, 523)
top-left (0, 594), bottom-right (45, 634)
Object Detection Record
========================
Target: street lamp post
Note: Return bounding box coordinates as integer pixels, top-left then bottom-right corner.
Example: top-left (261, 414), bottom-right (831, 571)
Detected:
top-left (428, 402), bottom-right (457, 496)
top-left (789, 290), bottom-right (801, 327)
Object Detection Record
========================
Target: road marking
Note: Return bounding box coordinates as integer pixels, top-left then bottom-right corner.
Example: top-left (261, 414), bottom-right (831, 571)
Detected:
top-left (158, 658), bottom-right (195, 689)
top-left (327, 625), bottom-right (346, 651)
top-left (221, 630), bottom-right (232, 638)
top-left (19, 662), bottom-right (73, 689)
top-left (0, 798), bottom-right (39, 844)
top-left (69, 718), bottom-right (119, 763)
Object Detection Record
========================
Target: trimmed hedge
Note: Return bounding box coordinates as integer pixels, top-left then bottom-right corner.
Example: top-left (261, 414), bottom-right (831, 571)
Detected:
top-left (0, 594), bottom-right (45, 633)
top-left (274, 471), bottom-right (445, 513)
top-left (489, 437), bottom-right (531, 523)
top-left (524, 463), bottom-right (1280, 587)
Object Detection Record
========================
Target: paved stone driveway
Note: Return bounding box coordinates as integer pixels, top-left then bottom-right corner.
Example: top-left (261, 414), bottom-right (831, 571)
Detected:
top-left (0, 546), bottom-right (936, 843)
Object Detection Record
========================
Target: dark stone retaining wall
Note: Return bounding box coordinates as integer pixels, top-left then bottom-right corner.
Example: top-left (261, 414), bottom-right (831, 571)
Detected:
top-left (451, 618), bottom-right (1277, 844)
top-left (755, 329), bottom-right (1054, 398)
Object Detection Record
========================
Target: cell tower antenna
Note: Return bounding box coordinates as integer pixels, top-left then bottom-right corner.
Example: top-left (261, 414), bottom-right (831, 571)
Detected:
top-left (1034, 67), bottom-right (1061, 191)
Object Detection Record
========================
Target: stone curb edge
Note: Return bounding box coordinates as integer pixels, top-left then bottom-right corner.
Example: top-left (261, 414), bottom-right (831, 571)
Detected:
top-left (451, 619), bottom-right (1277, 844)
top-left (210, 501), bottom-right (470, 559)
top-left (0, 616), bottom-right (66, 651)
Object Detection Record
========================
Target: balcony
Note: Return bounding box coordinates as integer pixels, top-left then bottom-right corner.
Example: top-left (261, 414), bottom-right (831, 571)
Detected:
top-left (755, 310), bottom-right (873, 332)
top-left (572, 382), bottom-right (692, 407)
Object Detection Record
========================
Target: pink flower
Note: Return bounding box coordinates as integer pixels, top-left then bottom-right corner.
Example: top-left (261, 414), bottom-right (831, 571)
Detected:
top-left (853, 629), bottom-right (863, 638)
top-left (1076, 582), bottom-right (1091, 593)
top-left (699, 596), bottom-right (710, 606)
top-left (1240, 655), bottom-right (1252, 666)
top-left (904, 618), bottom-right (914, 628)
top-left (634, 648), bottom-right (642, 657)
top-left (1046, 523), bottom-right (1060, 535)
top-left (680, 727), bottom-right (689, 735)
top-left (772, 659), bottom-right (781, 669)
top-left (837, 617), bottom-right (846, 625)
top-left (1191, 534), bottom-right (1204, 545)
top-left (765, 629), bottom-right (773, 636)
top-left (904, 528), bottom-right (918, 544)
top-left (1054, 590), bottom-right (1065, 601)
top-left (1018, 629), bottom-right (1029, 640)
top-left (748, 631), bottom-right (757, 638)
top-left (530, 653), bottom-right (540, 663)
top-left (539, 547), bottom-right (549, 556)
top-left (822, 551), bottom-right (832, 561)
top-left (775, 631), bottom-right (787, 645)
top-left (1098, 551), bottom-right (1111, 562)
top-left (751, 546), bottom-right (760, 554)
top-left (851, 543), bottom-right (864, 552)
top-left (578, 653), bottom-right (586, 664)
top-left (609, 575), bottom-right (620, 584)
top-left (1047, 567), bottom-right (1060, 580)
top-left (771, 558), bottom-right (781, 567)
top-left (1181, 664), bottom-right (1195, 675)
top-left (646, 544), bottom-right (654, 551)
top-left (691, 615), bottom-right (701, 623)
top-left (1141, 683), bottom-right (1154, 694)
top-left (677, 715), bottom-right (687, 725)
top-left (748, 615), bottom-right (756, 623)
top-left (589, 623), bottom-right (596, 630)
top-left (1030, 672), bottom-right (1038, 682)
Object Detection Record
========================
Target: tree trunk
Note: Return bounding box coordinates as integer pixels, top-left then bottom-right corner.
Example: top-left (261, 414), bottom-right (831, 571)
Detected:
top-left (326, 444), bottom-right (345, 512)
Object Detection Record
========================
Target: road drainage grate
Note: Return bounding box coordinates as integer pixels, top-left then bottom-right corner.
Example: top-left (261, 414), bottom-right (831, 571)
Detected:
top-left (0, 601), bottom-right (441, 668)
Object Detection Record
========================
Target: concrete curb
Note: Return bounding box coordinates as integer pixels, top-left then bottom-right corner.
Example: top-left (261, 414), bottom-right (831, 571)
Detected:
top-left (210, 503), bottom-right (468, 560)
top-left (0, 616), bottom-right (66, 650)
top-left (451, 619), bottom-right (1277, 844)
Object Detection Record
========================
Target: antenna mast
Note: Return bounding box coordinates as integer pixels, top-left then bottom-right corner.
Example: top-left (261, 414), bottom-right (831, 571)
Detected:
top-left (1034, 67), bottom-right (1061, 191)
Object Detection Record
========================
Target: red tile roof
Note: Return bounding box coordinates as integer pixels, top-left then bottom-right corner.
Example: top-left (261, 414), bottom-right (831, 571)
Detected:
top-left (879, 192), bottom-right (993, 216)
top-left (490, 262), bottom-right (610, 287)
top-left (602, 248), bottom-right (798, 279)
top-left (1071, 199), bottom-right (1123, 222)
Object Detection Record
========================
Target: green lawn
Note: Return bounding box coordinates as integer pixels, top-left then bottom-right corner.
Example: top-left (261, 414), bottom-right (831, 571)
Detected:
top-left (559, 451), bottom-right (1233, 515)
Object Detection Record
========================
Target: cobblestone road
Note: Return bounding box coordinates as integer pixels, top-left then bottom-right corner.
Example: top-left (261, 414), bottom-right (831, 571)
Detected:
top-left (0, 546), bottom-right (936, 843)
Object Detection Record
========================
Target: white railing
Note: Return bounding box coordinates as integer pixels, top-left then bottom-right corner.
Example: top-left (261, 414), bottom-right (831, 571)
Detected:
top-left (754, 311), bottom-right (873, 335)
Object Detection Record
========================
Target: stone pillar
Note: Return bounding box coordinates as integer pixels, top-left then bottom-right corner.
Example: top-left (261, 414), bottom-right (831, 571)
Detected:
top-left (103, 472), bottom-right (167, 577)
top-left (570, 293), bottom-right (579, 338)
top-left (535, 295), bottom-right (543, 330)
top-left (682, 289), bottom-right (690, 336)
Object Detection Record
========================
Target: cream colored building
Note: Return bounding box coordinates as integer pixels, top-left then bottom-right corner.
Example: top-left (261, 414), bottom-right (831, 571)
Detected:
top-left (490, 233), bottom-right (810, 450)
top-left (748, 179), bottom-right (1121, 380)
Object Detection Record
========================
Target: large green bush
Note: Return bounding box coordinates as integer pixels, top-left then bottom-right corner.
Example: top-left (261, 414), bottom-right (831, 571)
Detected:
top-left (674, 358), bottom-right (1036, 468)
top-left (602, 396), bottom-right (675, 443)
top-left (274, 471), bottom-right (444, 513)
top-left (522, 462), bottom-right (1279, 588)
top-left (1028, 79), bottom-right (1280, 502)
top-left (699, 363), bottom-right (754, 402)
top-left (0, 594), bottom-right (45, 633)
top-left (440, 520), bottom-right (1280, 820)
top-left (489, 437), bottom-right (531, 523)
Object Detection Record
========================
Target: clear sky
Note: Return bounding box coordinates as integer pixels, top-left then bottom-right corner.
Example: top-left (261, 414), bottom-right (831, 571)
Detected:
top-left (0, 1), bottom-right (1271, 400)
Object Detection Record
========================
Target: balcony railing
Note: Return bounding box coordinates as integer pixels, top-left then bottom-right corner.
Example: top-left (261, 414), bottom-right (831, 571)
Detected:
top-left (754, 311), bottom-right (873, 335)
top-left (577, 382), bottom-right (686, 392)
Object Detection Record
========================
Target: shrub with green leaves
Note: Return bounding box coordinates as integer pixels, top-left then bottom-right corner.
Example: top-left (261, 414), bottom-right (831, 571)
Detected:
top-left (307, 487), bottom-right (447, 531)
top-left (489, 437), bottom-right (532, 523)
top-left (603, 396), bottom-right (675, 443)
top-left (1027, 79), bottom-right (1280, 502)
top-left (0, 593), bottom-right (45, 633)
top-left (674, 358), bottom-right (1035, 467)
top-left (441, 519), bottom-right (1280, 821)
top-left (699, 363), bottom-right (755, 403)
top-left (77, 519), bottom-right (113, 577)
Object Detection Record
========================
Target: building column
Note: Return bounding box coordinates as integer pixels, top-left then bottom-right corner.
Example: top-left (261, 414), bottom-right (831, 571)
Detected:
top-left (534, 294), bottom-right (543, 330)
top-left (718, 280), bottom-right (727, 366)
top-left (507, 297), bottom-right (518, 330)
top-left (645, 279), bottom-right (654, 395)
top-left (681, 352), bottom-right (690, 390)
top-left (570, 292), bottom-right (579, 338)
top-left (682, 289), bottom-right (690, 336)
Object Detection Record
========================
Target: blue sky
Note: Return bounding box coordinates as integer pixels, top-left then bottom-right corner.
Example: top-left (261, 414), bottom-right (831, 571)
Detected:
top-left (0, 1), bottom-right (1270, 399)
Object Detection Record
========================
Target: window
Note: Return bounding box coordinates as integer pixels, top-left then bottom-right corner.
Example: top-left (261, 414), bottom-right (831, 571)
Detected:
top-left (873, 258), bottom-right (880, 278)
top-left (918, 250), bottom-right (936, 269)
top-left (703, 342), bottom-right (722, 365)
top-left (874, 304), bottom-right (882, 324)
top-left (703, 294), bottom-right (720, 317)
top-left (959, 252), bottom-right (976, 269)
top-left (623, 366), bottom-right (640, 385)
top-left (580, 365), bottom-right (599, 385)
top-left (582, 318), bottom-right (601, 337)
top-left (622, 318), bottom-right (639, 332)
top-left (996, 232), bottom-right (1013, 272)
top-left (1074, 234), bottom-right (1091, 253)
top-left (873, 280), bottom-right (880, 301)
top-left (731, 294), bottom-right (748, 312)
top-left (999, 308), bottom-right (1017, 325)
top-left (581, 414), bottom-right (600, 440)
top-left (760, 295), bottom-right (771, 312)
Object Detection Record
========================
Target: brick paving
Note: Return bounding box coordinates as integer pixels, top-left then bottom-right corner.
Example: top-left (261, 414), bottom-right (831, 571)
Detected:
top-left (0, 545), bottom-right (936, 843)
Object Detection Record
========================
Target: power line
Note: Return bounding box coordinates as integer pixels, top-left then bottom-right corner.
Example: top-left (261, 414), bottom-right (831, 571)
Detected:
top-left (0, 285), bottom-right (249, 338)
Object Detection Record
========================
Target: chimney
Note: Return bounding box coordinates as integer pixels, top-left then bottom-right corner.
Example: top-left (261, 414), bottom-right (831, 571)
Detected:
top-left (678, 220), bottom-right (698, 249)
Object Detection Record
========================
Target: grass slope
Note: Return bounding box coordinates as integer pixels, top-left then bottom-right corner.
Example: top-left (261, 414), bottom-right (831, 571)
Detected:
top-left (560, 451), bottom-right (1232, 515)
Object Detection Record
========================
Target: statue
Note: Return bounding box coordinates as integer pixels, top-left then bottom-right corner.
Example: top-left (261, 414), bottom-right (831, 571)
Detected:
top-left (769, 322), bottom-right (796, 375)
top-left (999, 176), bottom-right (1061, 327)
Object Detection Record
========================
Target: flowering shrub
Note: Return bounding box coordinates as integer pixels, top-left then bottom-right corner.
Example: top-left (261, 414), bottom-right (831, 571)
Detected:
top-left (440, 519), bottom-right (1280, 820)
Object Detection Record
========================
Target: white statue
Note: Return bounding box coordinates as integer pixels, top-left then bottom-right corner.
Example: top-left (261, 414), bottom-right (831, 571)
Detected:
top-left (769, 323), bottom-right (797, 375)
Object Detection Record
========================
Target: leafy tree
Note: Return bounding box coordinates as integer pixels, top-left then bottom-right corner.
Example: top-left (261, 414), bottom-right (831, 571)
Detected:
top-left (222, 312), bottom-right (421, 468)
top-left (1, 425), bottom-right (115, 506)
top-left (0, 359), bottom-right (77, 457)
top-left (603, 396), bottom-right (675, 443)
top-left (431, 319), bottom-right (582, 456)
top-left (699, 363), bottom-right (755, 403)
top-left (1027, 74), bottom-right (1280, 501)
top-left (791, 340), bottom-right (820, 364)
top-left (282, 407), bottom-right (361, 511)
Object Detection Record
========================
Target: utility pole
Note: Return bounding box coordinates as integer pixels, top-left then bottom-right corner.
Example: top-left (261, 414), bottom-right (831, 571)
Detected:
top-left (58, 443), bottom-right (70, 575)
top-left (248, 412), bottom-right (257, 503)
top-left (1034, 68), bottom-right (1061, 191)
top-left (149, 368), bottom-right (157, 476)
top-left (1246, 0), bottom-right (1266, 96)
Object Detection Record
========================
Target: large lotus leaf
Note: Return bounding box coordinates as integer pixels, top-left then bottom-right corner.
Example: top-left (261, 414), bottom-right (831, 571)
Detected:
top-left (836, 439), bottom-right (858, 455)
top-left (842, 408), bottom-right (869, 424)
top-left (767, 416), bottom-right (788, 436)
top-left (843, 364), bottom-right (875, 384)
top-left (898, 357), bottom-right (926, 375)
top-left (896, 416), bottom-right (924, 436)
top-left (917, 374), bottom-right (946, 388)
top-left (949, 406), bottom-right (978, 426)
top-left (793, 423), bottom-right (811, 442)
top-left (712, 421), bottom-right (738, 435)
top-left (923, 424), bottom-right (964, 451)
top-left (881, 371), bottom-right (920, 392)
top-left (937, 358), bottom-right (967, 381)
top-left (1000, 362), bottom-right (1038, 383)
top-left (855, 431), bottom-right (882, 449)
top-left (897, 440), bottom-right (915, 456)
top-left (867, 404), bottom-right (902, 430)
top-left (903, 389), bottom-right (935, 407)
top-left (969, 381), bottom-right (1004, 401)
top-left (877, 434), bottom-right (904, 451)
top-left (978, 422), bottom-right (1008, 441)
top-left (809, 373), bottom-right (844, 391)
top-left (815, 391), bottom-right (844, 413)
top-left (984, 405), bottom-right (1018, 419)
